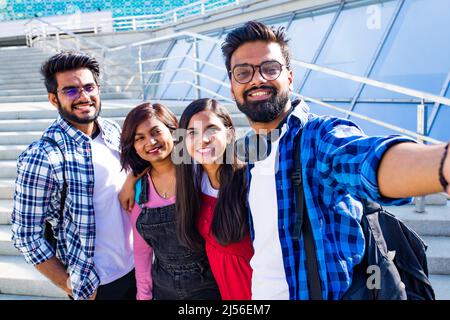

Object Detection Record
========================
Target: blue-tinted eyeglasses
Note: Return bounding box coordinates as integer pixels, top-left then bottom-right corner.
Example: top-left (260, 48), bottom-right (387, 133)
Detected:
top-left (57, 83), bottom-right (99, 100)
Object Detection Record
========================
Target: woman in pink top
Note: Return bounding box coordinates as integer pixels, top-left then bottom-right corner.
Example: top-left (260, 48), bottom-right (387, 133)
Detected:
top-left (176, 99), bottom-right (254, 300)
top-left (120, 102), bottom-right (220, 300)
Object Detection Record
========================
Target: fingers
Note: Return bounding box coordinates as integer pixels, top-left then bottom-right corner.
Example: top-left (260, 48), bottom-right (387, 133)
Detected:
top-left (128, 198), bottom-right (135, 212)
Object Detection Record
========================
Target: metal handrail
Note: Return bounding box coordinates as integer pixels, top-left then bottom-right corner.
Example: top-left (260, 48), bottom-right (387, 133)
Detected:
top-left (292, 60), bottom-right (450, 106)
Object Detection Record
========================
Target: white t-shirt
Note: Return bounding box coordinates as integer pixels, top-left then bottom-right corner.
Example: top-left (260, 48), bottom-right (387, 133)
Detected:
top-left (248, 124), bottom-right (290, 300)
top-left (91, 133), bottom-right (134, 285)
top-left (201, 171), bottom-right (219, 198)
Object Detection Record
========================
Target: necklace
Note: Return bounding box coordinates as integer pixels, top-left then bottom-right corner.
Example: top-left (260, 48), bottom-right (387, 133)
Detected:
top-left (150, 170), bottom-right (175, 199)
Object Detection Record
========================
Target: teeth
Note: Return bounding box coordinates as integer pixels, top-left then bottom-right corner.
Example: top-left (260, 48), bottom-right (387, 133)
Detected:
top-left (250, 91), bottom-right (269, 97)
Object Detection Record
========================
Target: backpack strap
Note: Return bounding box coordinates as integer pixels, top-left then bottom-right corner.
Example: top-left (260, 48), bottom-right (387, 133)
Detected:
top-left (292, 129), bottom-right (323, 300)
top-left (41, 137), bottom-right (67, 218)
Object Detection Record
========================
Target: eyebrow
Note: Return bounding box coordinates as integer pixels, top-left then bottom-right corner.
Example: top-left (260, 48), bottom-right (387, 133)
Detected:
top-left (61, 82), bottom-right (96, 90)
top-left (187, 124), bottom-right (219, 131)
top-left (135, 125), bottom-right (160, 136)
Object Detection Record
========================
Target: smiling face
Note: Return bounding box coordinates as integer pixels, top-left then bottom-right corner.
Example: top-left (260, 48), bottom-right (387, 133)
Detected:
top-left (230, 41), bottom-right (293, 123)
top-left (185, 110), bottom-right (231, 166)
top-left (133, 116), bottom-right (174, 165)
top-left (48, 68), bottom-right (101, 131)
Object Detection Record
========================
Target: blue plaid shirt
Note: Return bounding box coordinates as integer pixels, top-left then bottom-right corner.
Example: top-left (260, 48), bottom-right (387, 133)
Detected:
top-left (247, 100), bottom-right (415, 300)
top-left (11, 116), bottom-right (122, 300)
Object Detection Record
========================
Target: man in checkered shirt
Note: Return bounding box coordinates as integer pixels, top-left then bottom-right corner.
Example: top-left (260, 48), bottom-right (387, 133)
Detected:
top-left (222, 21), bottom-right (450, 300)
top-left (12, 51), bottom-right (136, 300)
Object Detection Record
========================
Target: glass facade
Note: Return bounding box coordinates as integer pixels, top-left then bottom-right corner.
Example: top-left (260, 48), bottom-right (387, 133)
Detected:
top-left (146, 0), bottom-right (448, 141)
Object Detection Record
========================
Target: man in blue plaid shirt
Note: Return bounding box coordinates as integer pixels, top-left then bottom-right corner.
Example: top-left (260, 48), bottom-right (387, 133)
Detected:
top-left (222, 21), bottom-right (450, 299)
top-left (11, 52), bottom-right (136, 300)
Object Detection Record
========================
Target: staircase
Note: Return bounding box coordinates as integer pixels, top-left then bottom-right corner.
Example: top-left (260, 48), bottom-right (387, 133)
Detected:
top-left (0, 46), bottom-right (141, 103)
top-left (0, 46), bottom-right (449, 300)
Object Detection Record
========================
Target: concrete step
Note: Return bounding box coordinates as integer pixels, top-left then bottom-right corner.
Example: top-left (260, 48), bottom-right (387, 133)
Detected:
top-left (423, 236), bottom-right (450, 275)
top-left (0, 132), bottom-right (42, 145)
top-left (0, 83), bottom-right (49, 90)
top-left (0, 180), bottom-right (14, 199)
top-left (0, 89), bottom-right (47, 97)
top-left (385, 204), bottom-right (450, 236)
top-left (0, 95), bottom-right (49, 103)
top-left (0, 255), bottom-right (67, 298)
top-left (0, 225), bottom-right (18, 256)
top-left (429, 274), bottom-right (450, 300)
top-left (0, 145), bottom-right (26, 161)
top-left (0, 200), bottom-right (12, 225)
top-left (0, 78), bottom-right (44, 86)
top-left (0, 161), bottom-right (16, 179)
top-left (0, 58), bottom-right (49, 65)
top-left (0, 119), bottom-right (53, 132)
top-left (0, 75), bottom-right (42, 82)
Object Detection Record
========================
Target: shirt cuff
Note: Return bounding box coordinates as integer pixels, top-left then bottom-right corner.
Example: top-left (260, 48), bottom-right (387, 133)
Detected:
top-left (360, 135), bottom-right (416, 206)
top-left (20, 238), bottom-right (56, 266)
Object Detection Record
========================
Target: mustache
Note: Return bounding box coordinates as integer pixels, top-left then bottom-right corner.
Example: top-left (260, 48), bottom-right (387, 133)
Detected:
top-left (243, 86), bottom-right (277, 99)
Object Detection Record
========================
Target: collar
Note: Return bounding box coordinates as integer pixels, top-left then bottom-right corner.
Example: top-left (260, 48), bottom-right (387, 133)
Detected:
top-left (285, 99), bottom-right (310, 130)
top-left (56, 116), bottom-right (106, 145)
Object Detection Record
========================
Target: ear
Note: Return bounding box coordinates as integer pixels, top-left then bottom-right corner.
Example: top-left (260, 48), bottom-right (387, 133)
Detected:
top-left (226, 127), bottom-right (235, 145)
top-left (230, 86), bottom-right (236, 101)
top-left (288, 68), bottom-right (294, 92)
top-left (48, 92), bottom-right (59, 108)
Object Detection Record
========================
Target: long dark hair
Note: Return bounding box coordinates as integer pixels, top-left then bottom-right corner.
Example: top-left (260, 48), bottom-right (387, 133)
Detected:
top-left (176, 98), bottom-right (248, 251)
top-left (120, 102), bottom-right (178, 176)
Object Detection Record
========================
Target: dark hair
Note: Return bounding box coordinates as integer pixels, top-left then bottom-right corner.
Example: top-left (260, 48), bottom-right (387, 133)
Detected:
top-left (40, 51), bottom-right (100, 93)
top-left (221, 20), bottom-right (291, 78)
top-left (176, 98), bottom-right (248, 251)
top-left (120, 102), bottom-right (178, 176)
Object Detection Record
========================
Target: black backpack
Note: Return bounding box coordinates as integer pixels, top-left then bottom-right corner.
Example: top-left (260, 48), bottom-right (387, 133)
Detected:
top-left (292, 131), bottom-right (435, 300)
top-left (41, 136), bottom-right (67, 250)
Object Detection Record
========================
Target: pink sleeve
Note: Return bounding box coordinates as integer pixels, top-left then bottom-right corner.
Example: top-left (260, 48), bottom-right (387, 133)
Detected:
top-left (130, 204), bottom-right (153, 300)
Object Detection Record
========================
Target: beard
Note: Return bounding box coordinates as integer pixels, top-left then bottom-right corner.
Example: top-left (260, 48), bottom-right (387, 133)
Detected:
top-left (56, 97), bottom-right (101, 124)
top-left (236, 86), bottom-right (290, 123)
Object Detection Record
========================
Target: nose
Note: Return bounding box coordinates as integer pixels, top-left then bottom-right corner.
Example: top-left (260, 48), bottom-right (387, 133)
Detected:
top-left (76, 89), bottom-right (92, 103)
top-left (149, 137), bottom-right (157, 145)
top-left (250, 66), bottom-right (267, 86)
top-left (202, 133), bottom-right (212, 145)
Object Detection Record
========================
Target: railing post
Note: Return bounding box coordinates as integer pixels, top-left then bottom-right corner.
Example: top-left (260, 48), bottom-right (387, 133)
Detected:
top-left (193, 38), bottom-right (201, 99)
top-left (138, 46), bottom-right (146, 100)
top-left (173, 12), bottom-right (177, 23)
top-left (201, 0), bottom-right (206, 15)
top-left (132, 18), bottom-right (137, 31)
top-left (415, 99), bottom-right (428, 213)
top-left (56, 32), bottom-right (60, 52)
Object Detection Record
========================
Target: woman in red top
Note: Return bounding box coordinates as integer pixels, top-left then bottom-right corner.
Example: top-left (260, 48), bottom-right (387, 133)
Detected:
top-left (176, 98), bottom-right (253, 300)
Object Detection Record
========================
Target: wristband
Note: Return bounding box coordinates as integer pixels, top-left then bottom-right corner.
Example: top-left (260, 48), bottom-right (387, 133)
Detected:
top-left (439, 143), bottom-right (449, 190)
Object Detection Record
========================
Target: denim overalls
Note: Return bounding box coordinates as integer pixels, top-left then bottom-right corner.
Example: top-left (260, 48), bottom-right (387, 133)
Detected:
top-left (135, 177), bottom-right (221, 300)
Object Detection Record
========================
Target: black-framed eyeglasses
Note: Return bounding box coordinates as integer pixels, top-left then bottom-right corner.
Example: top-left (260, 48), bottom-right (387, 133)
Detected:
top-left (57, 83), bottom-right (99, 100)
top-left (231, 60), bottom-right (285, 84)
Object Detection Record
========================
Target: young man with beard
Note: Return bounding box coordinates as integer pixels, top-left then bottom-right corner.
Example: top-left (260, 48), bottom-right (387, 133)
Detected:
top-left (11, 51), bottom-right (136, 300)
top-left (222, 21), bottom-right (450, 300)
